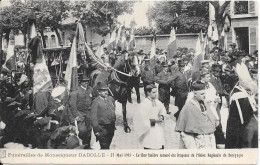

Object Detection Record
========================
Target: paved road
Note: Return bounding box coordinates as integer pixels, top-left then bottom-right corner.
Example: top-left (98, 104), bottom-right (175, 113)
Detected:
top-left (90, 87), bottom-right (229, 149)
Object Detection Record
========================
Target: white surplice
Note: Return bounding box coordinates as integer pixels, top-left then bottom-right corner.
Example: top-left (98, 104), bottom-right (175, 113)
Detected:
top-left (134, 98), bottom-right (166, 149)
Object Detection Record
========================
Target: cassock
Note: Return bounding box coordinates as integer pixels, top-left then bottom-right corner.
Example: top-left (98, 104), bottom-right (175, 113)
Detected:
top-left (225, 85), bottom-right (258, 148)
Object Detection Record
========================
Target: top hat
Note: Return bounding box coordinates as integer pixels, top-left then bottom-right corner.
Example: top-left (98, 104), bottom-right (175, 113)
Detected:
top-left (211, 64), bottom-right (222, 71)
top-left (79, 74), bottom-right (91, 82)
top-left (97, 83), bottom-right (109, 90)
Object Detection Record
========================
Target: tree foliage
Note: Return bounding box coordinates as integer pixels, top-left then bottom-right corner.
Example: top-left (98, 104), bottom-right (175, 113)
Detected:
top-left (71, 1), bottom-right (134, 36)
top-left (147, 1), bottom-right (209, 34)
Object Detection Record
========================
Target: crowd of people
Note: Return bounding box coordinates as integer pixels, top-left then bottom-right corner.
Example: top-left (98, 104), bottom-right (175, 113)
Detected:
top-left (0, 41), bottom-right (258, 150)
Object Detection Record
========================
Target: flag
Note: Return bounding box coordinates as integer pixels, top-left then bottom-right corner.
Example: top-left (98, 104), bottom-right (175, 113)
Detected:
top-left (65, 26), bottom-right (78, 92)
top-left (204, 35), bottom-right (210, 60)
top-left (224, 31), bottom-right (228, 51)
top-left (199, 29), bottom-right (204, 43)
top-left (207, 25), bottom-right (213, 41)
top-left (4, 30), bottom-right (15, 70)
top-left (29, 23), bottom-right (53, 114)
top-left (191, 37), bottom-right (202, 74)
top-left (207, 25), bottom-right (213, 49)
top-left (219, 29), bottom-right (225, 50)
top-left (167, 27), bottom-right (177, 60)
top-left (115, 25), bottom-right (122, 49)
top-left (107, 28), bottom-right (117, 52)
top-left (119, 26), bottom-right (127, 51)
top-left (128, 26), bottom-right (136, 51)
top-left (30, 23), bottom-right (37, 39)
top-left (150, 37), bottom-right (156, 59)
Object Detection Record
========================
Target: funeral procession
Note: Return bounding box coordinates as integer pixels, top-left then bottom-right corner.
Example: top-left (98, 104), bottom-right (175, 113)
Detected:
top-left (0, 0), bottom-right (258, 150)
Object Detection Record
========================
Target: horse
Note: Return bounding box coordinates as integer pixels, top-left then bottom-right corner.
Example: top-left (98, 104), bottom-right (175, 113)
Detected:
top-left (91, 51), bottom-right (140, 133)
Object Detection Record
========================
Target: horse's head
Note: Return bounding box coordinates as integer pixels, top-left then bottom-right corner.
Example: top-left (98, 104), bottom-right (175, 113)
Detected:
top-left (128, 52), bottom-right (140, 76)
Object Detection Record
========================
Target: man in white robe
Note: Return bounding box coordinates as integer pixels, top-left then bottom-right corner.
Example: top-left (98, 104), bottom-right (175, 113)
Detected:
top-left (134, 85), bottom-right (166, 149)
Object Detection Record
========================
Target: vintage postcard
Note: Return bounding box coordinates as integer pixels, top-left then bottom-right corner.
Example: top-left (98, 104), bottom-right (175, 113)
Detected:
top-left (0, 0), bottom-right (258, 164)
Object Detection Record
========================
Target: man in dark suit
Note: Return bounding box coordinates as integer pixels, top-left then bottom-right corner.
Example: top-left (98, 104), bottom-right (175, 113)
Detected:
top-left (155, 62), bottom-right (171, 114)
top-left (167, 61), bottom-right (189, 119)
top-left (69, 75), bottom-right (94, 147)
top-left (141, 58), bottom-right (155, 97)
top-left (91, 83), bottom-right (116, 149)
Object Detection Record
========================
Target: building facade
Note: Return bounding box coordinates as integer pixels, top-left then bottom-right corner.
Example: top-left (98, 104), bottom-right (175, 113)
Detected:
top-left (209, 0), bottom-right (258, 54)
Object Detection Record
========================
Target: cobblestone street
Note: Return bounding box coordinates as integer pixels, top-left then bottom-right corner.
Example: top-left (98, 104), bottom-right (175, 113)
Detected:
top-left (91, 86), bottom-right (229, 149)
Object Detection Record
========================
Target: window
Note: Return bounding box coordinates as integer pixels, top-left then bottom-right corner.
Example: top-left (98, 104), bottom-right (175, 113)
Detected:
top-left (249, 27), bottom-right (257, 54)
top-left (44, 35), bottom-right (49, 48)
top-left (234, 1), bottom-right (248, 14)
top-left (50, 35), bottom-right (56, 47)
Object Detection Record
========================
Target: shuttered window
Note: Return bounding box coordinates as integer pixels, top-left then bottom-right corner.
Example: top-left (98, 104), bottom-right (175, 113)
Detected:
top-left (44, 36), bottom-right (49, 48)
top-left (50, 35), bottom-right (56, 48)
top-left (249, 27), bottom-right (257, 54)
top-left (248, 1), bottom-right (255, 14)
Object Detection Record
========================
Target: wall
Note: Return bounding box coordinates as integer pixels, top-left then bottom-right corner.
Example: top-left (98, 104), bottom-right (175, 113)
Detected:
top-left (135, 34), bottom-right (199, 53)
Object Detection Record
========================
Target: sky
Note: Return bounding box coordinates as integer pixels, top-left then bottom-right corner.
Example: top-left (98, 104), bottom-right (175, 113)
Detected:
top-left (118, 1), bottom-right (155, 28)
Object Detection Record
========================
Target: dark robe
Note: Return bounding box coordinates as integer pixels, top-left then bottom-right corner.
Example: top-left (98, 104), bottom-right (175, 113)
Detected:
top-left (225, 85), bottom-right (258, 148)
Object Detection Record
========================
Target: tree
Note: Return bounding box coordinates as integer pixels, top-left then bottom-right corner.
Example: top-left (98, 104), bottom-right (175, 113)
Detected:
top-left (71, 1), bottom-right (134, 36)
top-left (0, 0), bottom-right (30, 45)
top-left (0, 0), bottom-right (70, 48)
top-left (26, 0), bottom-right (70, 47)
top-left (147, 1), bottom-right (209, 34)
top-left (209, 1), bottom-right (231, 49)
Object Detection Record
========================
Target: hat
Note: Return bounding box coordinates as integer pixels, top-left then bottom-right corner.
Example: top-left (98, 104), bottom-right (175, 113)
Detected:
top-left (18, 74), bottom-right (28, 85)
top-left (51, 86), bottom-right (66, 98)
top-left (201, 60), bottom-right (210, 64)
top-left (220, 56), bottom-right (230, 62)
top-left (191, 80), bottom-right (206, 91)
top-left (229, 43), bottom-right (236, 47)
top-left (97, 83), bottom-right (108, 90)
top-left (36, 117), bottom-right (52, 126)
top-left (211, 64), bottom-right (222, 71)
top-left (78, 74), bottom-right (90, 82)
top-left (161, 62), bottom-right (169, 67)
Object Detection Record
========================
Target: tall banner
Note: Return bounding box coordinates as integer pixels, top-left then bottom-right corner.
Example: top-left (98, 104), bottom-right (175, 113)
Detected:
top-left (191, 37), bottom-right (202, 74)
top-left (65, 27), bottom-right (78, 92)
top-left (119, 26), bottom-right (127, 51)
top-left (29, 23), bottom-right (53, 114)
top-left (219, 29), bottom-right (225, 50)
top-left (150, 38), bottom-right (156, 59)
top-left (204, 34), bottom-right (210, 60)
top-left (4, 30), bottom-right (15, 70)
top-left (167, 27), bottom-right (177, 60)
top-left (107, 28), bottom-right (117, 52)
top-left (128, 26), bottom-right (136, 51)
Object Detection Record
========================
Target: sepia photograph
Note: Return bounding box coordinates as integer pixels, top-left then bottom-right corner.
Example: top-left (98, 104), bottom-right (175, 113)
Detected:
top-left (0, 0), bottom-right (258, 164)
